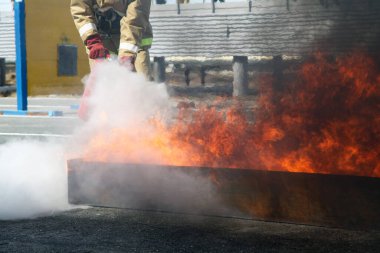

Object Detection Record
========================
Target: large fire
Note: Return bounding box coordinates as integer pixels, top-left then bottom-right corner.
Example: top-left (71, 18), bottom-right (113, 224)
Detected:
top-left (83, 52), bottom-right (380, 177)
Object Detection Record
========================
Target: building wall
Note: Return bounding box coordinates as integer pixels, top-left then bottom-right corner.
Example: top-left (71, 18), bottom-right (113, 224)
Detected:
top-left (150, 0), bottom-right (380, 57)
top-left (25, 0), bottom-right (89, 95)
top-left (0, 11), bottom-right (15, 62)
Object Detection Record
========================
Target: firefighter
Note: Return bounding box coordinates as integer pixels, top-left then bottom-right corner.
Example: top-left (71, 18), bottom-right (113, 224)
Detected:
top-left (70, 0), bottom-right (153, 77)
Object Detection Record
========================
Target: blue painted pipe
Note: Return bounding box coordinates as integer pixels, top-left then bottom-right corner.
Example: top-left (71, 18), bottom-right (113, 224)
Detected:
top-left (14, 0), bottom-right (28, 111)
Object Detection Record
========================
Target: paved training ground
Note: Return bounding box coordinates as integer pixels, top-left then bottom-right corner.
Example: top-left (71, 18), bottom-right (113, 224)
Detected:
top-left (0, 97), bottom-right (380, 252)
top-left (1, 208), bottom-right (380, 252)
top-left (0, 97), bottom-right (80, 143)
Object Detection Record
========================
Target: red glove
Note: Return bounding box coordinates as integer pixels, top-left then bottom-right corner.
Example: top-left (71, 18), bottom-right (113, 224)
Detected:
top-left (85, 34), bottom-right (110, 59)
top-left (119, 55), bottom-right (136, 72)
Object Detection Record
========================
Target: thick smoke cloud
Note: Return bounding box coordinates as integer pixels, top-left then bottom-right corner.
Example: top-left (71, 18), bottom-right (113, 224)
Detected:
top-left (0, 61), bottom-right (236, 220)
top-left (73, 61), bottom-right (236, 216)
top-left (87, 61), bottom-right (170, 128)
top-left (0, 140), bottom-right (69, 220)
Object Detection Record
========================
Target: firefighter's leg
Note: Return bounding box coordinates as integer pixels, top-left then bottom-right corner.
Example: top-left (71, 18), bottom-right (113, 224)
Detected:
top-left (135, 49), bottom-right (151, 79)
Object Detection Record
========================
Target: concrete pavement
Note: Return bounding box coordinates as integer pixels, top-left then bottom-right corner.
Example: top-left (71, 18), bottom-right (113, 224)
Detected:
top-left (0, 97), bottom-right (81, 143)
top-left (1, 207), bottom-right (380, 253)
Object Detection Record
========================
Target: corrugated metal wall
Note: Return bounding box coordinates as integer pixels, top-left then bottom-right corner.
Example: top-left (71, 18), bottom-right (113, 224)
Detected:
top-left (0, 11), bottom-right (15, 62)
top-left (1, 1), bottom-right (379, 65)
top-left (149, 0), bottom-right (380, 57)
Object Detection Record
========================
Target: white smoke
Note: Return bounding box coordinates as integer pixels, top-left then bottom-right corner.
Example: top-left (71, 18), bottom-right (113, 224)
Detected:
top-left (0, 62), bottom-right (172, 220)
top-left (87, 61), bottom-right (170, 128)
top-left (72, 61), bottom-right (173, 162)
top-left (0, 139), bottom-right (69, 220)
top-left (71, 62), bottom-right (237, 216)
top-left (0, 61), bottom-right (237, 220)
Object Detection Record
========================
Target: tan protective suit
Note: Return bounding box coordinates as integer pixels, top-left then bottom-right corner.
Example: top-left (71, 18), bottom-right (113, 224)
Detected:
top-left (70, 0), bottom-right (153, 76)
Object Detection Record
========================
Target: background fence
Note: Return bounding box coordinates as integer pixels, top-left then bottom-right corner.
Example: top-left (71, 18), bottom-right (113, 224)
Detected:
top-left (149, 0), bottom-right (380, 57)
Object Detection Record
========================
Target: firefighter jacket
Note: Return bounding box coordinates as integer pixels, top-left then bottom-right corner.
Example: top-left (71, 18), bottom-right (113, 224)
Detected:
top-left (70, 0), bottom-right (153, 56)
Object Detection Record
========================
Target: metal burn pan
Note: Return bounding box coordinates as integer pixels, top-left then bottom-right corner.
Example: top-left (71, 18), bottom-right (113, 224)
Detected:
top-left (67, 159), bottom-right (380, 230)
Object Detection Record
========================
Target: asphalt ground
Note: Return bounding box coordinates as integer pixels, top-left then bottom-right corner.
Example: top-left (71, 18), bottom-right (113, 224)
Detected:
top-left (0, 97), bottom-right (380, 252)
top-left (0, 207), bottom-right (379, 253)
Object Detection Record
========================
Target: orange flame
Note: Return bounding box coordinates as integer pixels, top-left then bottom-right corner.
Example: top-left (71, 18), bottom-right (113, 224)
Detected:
top-left (83, 52), bottom-right (380, 177)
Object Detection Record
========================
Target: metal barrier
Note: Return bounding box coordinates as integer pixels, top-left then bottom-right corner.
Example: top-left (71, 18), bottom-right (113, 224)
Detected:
top-left (0, 58), bottom-right (5, 86)
top-left (149, 0), bottom-right (380, 95)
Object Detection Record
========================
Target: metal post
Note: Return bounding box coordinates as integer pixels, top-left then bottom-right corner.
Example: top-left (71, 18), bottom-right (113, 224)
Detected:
top-left (184, 66), bottom-right (190, 86)
top-left (273, 55), bottom-right (283, 92)
top-left (232, 56), bottom-right (248, 96)
top-left (212, 0), bottom-right (216, 13)
top-left (200, 66), bottom-right (206, 86)
top-left (14, 0), bottom-right (28, 111)
top-left (153, 57), bottom-right (166, 83)
top-left (0, 58), bottom-right (5, 86)
top-left (177, 1), bottom-right (181, 15)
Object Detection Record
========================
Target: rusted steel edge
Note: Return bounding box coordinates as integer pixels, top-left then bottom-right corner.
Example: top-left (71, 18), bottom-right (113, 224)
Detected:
top-left (67, 158), bottom-right (380, 231)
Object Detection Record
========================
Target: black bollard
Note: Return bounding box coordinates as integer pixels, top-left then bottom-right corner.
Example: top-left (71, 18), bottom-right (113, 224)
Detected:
top-left (0, 58), bottom-right (5, 86)
top-left (200, 66), bottom-right (206, 86)
top-left (153, 56), bottom-right (166, 83)
top-left (185, 66), bottom-right (191, 86)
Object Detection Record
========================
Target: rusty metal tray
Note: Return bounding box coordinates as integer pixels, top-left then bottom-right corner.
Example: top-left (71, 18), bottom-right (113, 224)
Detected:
top-left (68, 159), bottom-right (380, 230)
